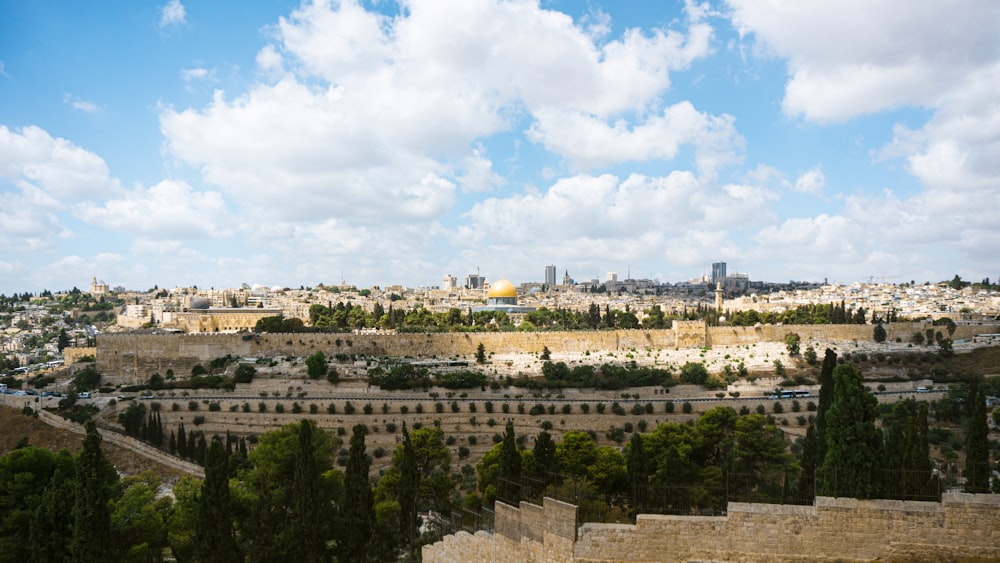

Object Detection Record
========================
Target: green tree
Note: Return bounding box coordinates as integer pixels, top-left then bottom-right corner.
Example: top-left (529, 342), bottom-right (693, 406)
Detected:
top-left (236, 421), bottom-right (339, 562)
top-left (873, 323), bottom-right (887, 343)
top-left (28, 465), bottom-right (75, 563)
top-left (111, 472), bottom-right (172, 563)
top-left (305, 351), bottom-right (327, 380)
top-left (784, 333), bottom-right (801, 355)
top-left (195, 440), bottom-right (241, 563)
top-left (287, 420), bottom-right (329, 562)
top-left (498, 421), bottom-right (521, 503)
top-left (821, 365), bottom-right (882, 499)
top-left (964, 384), bottom-right (990, 493)
top-left (797, 424), bottom-right (817, 502)
top-left (626, 432), bottom-right (648, 513)
top-left (71, 421), bottom-right (118, 562)
top-left (57, 329), bottom-right (70, 352)
top-left (341, 425), bottom-right (374, 562)
top-left (815, 349), bottom-right (837, 471)
top-left (475, 342), bottom-right (487, 364)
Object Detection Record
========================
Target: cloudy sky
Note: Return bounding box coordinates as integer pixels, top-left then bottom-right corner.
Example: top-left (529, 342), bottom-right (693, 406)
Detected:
top-left (1, 0), bottom-right (998, 295)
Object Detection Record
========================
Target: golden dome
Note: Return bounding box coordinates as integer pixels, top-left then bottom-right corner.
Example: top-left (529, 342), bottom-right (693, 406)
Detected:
top-left (487, 279), bottom-right (517, 299)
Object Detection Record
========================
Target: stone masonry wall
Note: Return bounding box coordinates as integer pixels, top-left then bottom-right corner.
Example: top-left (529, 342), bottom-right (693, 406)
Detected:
top-left (94, 321), bottom-right (991, 384)
top-left (423, 494), bottom-right (1000, 563)
top-left (423, 498), bottom-right (577, 563)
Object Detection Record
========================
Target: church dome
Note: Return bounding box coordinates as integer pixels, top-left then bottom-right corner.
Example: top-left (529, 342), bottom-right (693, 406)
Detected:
top-left (487, 279), bottom-right (517, 299)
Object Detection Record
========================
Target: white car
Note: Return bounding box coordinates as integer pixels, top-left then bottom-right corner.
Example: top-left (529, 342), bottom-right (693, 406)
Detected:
top-left (78, 392), bottom-right (91, 399)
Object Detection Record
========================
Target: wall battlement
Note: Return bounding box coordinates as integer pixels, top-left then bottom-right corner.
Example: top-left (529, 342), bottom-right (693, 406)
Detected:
top-left (423, 493), bottom-right (1000, 562)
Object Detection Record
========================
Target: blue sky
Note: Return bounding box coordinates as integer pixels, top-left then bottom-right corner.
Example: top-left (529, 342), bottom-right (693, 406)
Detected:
top-left (2, 0), bottom-right (998, 295)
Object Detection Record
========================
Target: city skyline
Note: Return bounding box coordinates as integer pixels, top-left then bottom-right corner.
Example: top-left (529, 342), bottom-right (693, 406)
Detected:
top-left (2, 1), bottom-right (998, 295)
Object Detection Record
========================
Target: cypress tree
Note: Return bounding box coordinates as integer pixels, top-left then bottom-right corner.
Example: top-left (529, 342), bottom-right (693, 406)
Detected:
top-left (533, 431), bottom-right (557, 487)
top-left (964, 385), bottom-right (990, 493)
top-left (342, 424), bottom-right (374, 562)
top-left (902, 403), bottom-right (936, 499)
top-left (288, 420), bottom-right (327, 562)
top-left (398, 423), bottom-right (419, 554)
top-left (821, 365), bottom-right (883, 499)
top-left (815, 349), bottom-right (837, 475)
top-left (498, 421), bottom-right (521, 503)
top-left (194, 439), bottom-right (242, 563)
top-left (626, 432), bottom-right (648, 513)
top-left (797, 424), bottom-right (817, 503)
top-left (196, 433), bottom-right (208, 466)
top-left (169, 431), bottom-right (177, 455)
top-left (70, 421), bottom-right (117, 562)
top-left (178, 423), bottom-right (188, 458)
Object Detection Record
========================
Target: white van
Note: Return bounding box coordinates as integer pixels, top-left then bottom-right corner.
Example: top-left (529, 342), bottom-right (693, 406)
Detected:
top-left (78, 392), bottom-right (91, 399)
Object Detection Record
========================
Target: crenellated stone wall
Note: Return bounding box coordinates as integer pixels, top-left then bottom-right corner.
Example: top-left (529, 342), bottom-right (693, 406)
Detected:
top-left (93, 321), bottom-right (991, 384)
top-left (423, 494), bottom-right (1000, 563)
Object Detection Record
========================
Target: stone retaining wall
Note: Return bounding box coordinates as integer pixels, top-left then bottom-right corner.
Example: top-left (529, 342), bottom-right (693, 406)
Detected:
top-left (423, 494), bottom-right (1000, 562)
top-left (91, 321), bottom-right (991, 384)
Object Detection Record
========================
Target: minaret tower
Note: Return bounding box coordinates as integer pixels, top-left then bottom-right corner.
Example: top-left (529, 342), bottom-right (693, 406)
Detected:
top-left (715, 281), bottom-right (724, 313)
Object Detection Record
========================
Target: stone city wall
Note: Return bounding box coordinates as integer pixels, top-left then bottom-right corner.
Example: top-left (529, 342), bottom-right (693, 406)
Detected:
top-left (63, 346), bottom-right (96, 365)
top-left (423, 494), bottom-right (1000, 563)
top-left (93, 321), bottom-right (991, 384)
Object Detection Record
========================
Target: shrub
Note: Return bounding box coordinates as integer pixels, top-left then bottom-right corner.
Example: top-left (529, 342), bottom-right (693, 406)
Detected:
top-left (344, 401), bottom-right (355, 414)
top-left (458, 446), bottom-right (470, 459)
top-left (275, 403), bottom-right (285, 414)
top-left (258, 402), bottom-right (267, 413)
top-left (400, 405), bottom-right (409, 414)
top-left (192, 415), bottom-right (206, 426)
top-left (327, 403), bottom-right (337, 414)
top-left (562, 404), bottom-right (572, 415)
top-left (310, 403), bottom-right (318, 414)
top-left (363, 403), bottom-right (374, 415)
top-left (773, 402), bottom-right (784, 414)
top-left (596, 403), bottom-right (606, 414)
top-left (580, 403), bottom-right (590, 414)
top-left (292, 402), bottom-right (303, 414)
top-left (682, 402), bottom-right (692, 414)
top-left (665, 402), bottom-right (675, 414)
top-left (208, 402), bottom-right (220, 412)
top-left (468, 435), bottom-right (477, 445)
top-left (188, 401), bottom-right (199, 411)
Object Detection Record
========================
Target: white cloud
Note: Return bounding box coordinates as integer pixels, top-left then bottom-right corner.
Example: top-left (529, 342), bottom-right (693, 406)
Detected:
top-left (0, 125), bottom-right (122, 201)
top-left (159, 0), bottom-right (186, 28)
top-left (528, 101), bottom-right (743, 172)
top-left (725, 0), bottom-right (1000, 122)
top-left (62, 93), bottom-right (101, 114)
top-left (74, 179), bottom-right (233, 238)
top-left (180, 67), bottom-right (215, 82)
top-left (793, 167), bottom-right (825, 195)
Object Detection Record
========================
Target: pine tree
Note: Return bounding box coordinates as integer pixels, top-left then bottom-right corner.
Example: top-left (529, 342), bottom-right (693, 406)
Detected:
top-left (29, 467), bottom-right (75, 562)
top-left (194, 439), bottom-right (242, 563)
top-left (342, 424), bottom-right (374, 562)
top-left (964, 384), bottom-right (990, 493)
top-left (821, 365), bottom-right (883, 499)
top-left (70, 421), bottom-right (117, 562)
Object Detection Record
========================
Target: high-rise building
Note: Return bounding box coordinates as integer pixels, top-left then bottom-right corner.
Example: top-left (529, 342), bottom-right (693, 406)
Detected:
top-left (441, 274), bottom-right (457, 290)
top-left (465, 273), bottom-right (486, 290)
top-left (711, 262), bottom-right (727, 285)
top-left (545, 264), bottom-right (556, 286)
